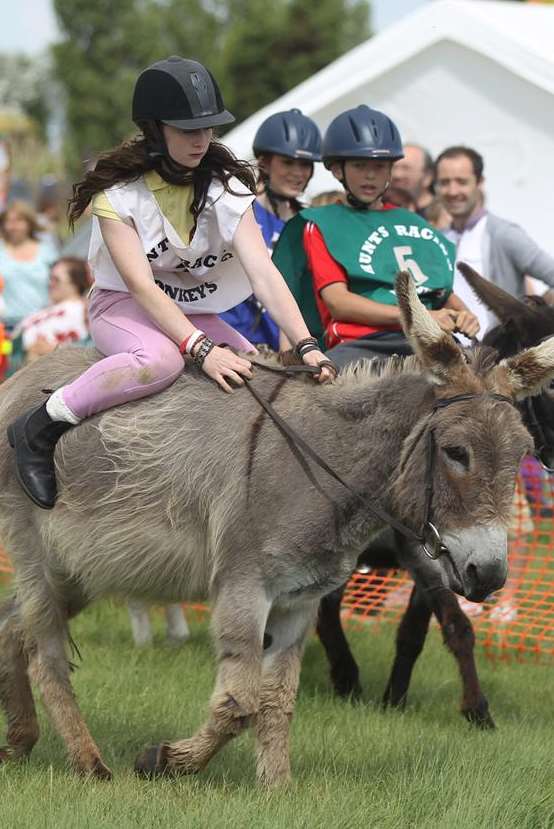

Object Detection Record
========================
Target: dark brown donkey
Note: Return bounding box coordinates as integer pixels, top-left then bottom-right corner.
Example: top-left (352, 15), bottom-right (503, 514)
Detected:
top-left (317, 264), bottom-right (554, 728)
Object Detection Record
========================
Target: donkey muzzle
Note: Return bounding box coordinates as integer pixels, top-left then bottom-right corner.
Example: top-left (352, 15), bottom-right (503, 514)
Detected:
top-left (440, 525), bottom-right (508, 602)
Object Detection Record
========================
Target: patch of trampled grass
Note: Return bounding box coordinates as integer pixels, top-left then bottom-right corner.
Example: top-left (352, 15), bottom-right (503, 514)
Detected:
top-left (0, 600), bottom-right (552, 828)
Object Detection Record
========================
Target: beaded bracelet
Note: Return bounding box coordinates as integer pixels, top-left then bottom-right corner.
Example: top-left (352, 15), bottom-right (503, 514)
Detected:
top-left (192, 336), bottom-right (216, 368)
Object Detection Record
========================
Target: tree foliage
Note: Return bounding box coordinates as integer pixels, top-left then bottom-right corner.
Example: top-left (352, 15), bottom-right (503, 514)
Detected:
top-left (51, 0), bottom-right (370, 170)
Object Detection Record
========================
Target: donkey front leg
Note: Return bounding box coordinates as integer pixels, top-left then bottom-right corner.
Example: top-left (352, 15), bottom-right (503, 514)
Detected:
top-left (431, 589), bottom-right (495, 729)
top-left (255, 604), bottom-right (315, 787)
top-left (135, 582), bottom-right (270, 778)
top-left (0, 598), bottom-right (40, 762)
top-left (383, 584), bottom-right (432, 709)
top-left (317, 585), bottom-right (362, 699)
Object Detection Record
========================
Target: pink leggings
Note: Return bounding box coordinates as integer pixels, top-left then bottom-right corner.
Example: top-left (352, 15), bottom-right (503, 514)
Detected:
top-left (62, 289), bottom-right (255, 420)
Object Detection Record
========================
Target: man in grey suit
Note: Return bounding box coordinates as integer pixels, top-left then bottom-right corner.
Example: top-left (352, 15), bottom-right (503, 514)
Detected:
top-left (435, 145), bottom-right (554, 338)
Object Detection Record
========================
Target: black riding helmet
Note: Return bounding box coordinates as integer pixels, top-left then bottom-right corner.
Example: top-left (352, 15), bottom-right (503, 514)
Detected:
top-left (322, 105), bottom-right (403, 167)
top-left (253, 109), bottom-right (322, 162)
top-left (132, 56), bottom-right (235, 130)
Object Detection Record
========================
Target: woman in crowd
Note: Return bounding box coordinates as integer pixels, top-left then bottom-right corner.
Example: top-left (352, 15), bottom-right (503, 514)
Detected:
top-left (273, 104), bottom-right (479, 367)
top-left (220, 109), bottom-right (321, 349)
top-left (8, 56), bottom-right (332, 510)
top-left (0, 200), bottom-right (57, 331)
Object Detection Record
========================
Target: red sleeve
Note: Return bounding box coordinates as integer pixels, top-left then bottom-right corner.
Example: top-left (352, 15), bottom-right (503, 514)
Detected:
top-left (303, 222), bottom-right (347, 295)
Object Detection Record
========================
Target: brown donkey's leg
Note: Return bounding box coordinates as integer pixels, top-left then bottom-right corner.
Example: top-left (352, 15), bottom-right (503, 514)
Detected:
top-left (255, 606), bottom-right (313, 787)
top-left (316, 585), bottom-right (362, 699)
top-left (135, 583), bottom-right (270, 779)
top-left (0, 598), bottom-right (40, 762)
top-left (432, 589), bottom-right (495, 729)
top-left (27, 622), bottom-right (112, 778)
top-left (383, 584), bottom-right (432, 709)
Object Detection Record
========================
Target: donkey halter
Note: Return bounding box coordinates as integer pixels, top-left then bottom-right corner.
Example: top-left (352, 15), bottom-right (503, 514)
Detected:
top-left (244, 362), bottom-right (515, 562)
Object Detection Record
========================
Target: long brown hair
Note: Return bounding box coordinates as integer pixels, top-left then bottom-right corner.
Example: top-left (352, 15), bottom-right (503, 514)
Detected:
top-left (68, 122), bottom-right (256, 228)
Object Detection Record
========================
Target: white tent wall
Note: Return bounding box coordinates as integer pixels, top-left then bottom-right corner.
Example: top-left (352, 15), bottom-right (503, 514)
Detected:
top-left (223, 0), bottom-right (554, 257)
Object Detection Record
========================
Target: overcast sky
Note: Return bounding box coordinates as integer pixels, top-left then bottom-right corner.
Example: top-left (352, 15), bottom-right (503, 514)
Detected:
top-left (0, 0), bottom-right (431, 54)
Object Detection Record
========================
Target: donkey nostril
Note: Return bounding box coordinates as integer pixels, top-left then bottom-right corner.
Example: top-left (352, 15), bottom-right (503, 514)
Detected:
top-left (465, 562), bottom-right (478, 591)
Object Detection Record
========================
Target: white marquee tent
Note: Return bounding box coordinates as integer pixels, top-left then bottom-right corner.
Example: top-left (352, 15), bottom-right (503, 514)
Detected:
top-left (224, 0), bottom-right (554, 256)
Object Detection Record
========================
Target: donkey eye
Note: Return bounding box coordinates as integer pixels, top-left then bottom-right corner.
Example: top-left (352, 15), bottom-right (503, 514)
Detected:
top-left (443, 445), bottom-right (470, 468)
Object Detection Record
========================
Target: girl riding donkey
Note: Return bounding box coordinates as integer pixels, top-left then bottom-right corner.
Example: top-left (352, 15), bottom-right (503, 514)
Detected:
top-left (273, 104), bottom-right (480, 363)
top-left (7, 56), bottom-right (332, 510)
top-left (220, 108), bottom-right (322, 349)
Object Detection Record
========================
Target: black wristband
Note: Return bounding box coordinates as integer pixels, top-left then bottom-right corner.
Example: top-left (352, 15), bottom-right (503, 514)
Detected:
top-left (294, 337), bottom-right (319, 358)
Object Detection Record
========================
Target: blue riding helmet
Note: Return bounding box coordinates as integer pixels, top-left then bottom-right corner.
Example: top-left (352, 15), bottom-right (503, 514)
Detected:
top-left (253, 109), bottom-right (322, 162)
top-left (322, 105), bottom-right (404, 168)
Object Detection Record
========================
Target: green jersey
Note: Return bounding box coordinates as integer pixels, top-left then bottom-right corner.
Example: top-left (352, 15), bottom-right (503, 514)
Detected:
top-left (273, 205), bottom-right (456, 342)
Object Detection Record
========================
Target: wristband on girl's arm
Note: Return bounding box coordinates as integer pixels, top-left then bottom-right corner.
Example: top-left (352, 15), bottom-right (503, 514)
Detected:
top-left (179, 329), bottom-right (205, 355)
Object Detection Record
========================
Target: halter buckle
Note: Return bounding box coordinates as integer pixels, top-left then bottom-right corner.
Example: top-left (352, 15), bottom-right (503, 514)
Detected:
top-left (421, 522), bottom-right (447, 560)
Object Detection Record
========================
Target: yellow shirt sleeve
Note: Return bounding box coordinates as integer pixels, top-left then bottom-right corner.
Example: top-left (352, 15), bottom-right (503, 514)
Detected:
top-left (91, 191), bottom-right (123, 222)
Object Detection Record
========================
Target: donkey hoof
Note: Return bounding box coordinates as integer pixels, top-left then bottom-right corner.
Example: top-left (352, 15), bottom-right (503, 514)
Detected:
top-left (135, 743), bottom-right (170, 779)
top-left (331, 665), bottom-right (362, 700)
top-left (463, 706), bottom-right (496, 730)
top-left (90, 757), bottom-right (113, 780)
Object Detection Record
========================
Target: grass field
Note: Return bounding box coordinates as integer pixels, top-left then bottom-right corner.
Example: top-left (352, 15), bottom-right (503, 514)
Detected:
top-left (0, 599), bottom-right (552, 829)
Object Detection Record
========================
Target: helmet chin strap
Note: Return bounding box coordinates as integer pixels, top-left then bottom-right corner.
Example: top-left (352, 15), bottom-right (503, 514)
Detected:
top-left (342, 162), bottom-right (389, 211)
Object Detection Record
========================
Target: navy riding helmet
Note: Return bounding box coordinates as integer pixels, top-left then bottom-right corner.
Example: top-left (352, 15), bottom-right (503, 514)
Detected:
top-left (253, 109), bottom-right (322, 162)
top-left (322, 105), bottom-right (404, 167)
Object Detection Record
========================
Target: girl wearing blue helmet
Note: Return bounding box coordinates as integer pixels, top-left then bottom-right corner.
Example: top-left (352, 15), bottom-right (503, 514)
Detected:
top-left (220, 109), bottom-right (321, 349)
top-left (273, 105), bottom-right (479, 366)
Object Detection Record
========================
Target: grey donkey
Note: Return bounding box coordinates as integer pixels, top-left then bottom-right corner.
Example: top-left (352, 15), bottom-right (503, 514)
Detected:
top-left (0, 273), bottom-right (552, 786)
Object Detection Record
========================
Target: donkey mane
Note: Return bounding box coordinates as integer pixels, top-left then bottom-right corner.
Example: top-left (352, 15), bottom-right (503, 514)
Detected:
top-left (333, 344), bottom-right (500, 387)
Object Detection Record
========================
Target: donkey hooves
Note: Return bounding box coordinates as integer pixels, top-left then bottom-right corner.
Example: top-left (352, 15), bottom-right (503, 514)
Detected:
top-left (463, 707), bottom-right (496, 730)
top-left (134, 743), bottom-right (171, 779)
top-left (0, 744), bottom-right (34, 763)
top-left (89, 757), bottom-right (113, 780)
top-left (331, 665), bottom-right (362, 700)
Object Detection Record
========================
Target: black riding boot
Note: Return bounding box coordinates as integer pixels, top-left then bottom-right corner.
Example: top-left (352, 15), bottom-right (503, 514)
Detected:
top-left (7, 401), bottom-right (74, 509)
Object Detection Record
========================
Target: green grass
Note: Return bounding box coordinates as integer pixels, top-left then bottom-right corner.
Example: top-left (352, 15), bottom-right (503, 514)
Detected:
top-left (0, 600), bottom-right (552, 829)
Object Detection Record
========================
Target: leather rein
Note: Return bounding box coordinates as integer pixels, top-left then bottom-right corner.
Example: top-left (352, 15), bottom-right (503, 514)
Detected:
top-left (244, 359), bottom-right (514, 561)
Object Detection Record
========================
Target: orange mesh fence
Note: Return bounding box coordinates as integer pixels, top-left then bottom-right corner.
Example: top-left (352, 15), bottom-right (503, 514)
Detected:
top-left (0, 462), bottom-right (552, 661)
top-left (342, 461), bottom-right (554, 663)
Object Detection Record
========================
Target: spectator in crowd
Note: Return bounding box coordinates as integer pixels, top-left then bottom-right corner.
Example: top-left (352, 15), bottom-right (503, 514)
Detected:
top-left (382, 184), bottom-right (417, 212)
top-left (0, 139), bottom-right (10, 213)
top-left (15, 257), bottom-right (91, 362)
top-left (392, 142), bottom-right (450, 229)
top-left (220, 109), bottom-right (321, 350)
top-left (0, 200), bottom-right (57, 331)
top-left (310, 190), bottom-right (346, 207)
top-left (435, 145), bottom-right (554, 339)
top-left (36, 177), bottom-right (63, 252)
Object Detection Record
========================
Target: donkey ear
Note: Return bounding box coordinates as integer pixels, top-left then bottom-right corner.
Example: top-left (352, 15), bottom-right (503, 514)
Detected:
top-left (395, 271), bottom-right (467, 385)
top-left (492, 336), bottom-right (554, 400)
top-left (457, 262), bottom-right (533, 325)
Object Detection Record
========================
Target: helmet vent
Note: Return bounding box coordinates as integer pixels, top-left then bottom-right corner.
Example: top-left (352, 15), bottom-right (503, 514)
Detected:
top-left (190, 72), bottom-right (211, 110)
top-left (349, 116), bottom-right (361, 143)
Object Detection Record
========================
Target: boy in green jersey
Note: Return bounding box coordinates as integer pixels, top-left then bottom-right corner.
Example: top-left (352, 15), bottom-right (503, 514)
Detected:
top-left (273, 105), bottom-right (479, 366)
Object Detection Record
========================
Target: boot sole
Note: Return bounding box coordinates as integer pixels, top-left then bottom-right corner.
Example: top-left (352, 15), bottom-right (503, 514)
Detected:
top-left (6, 424), bottom-right (55, 510)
